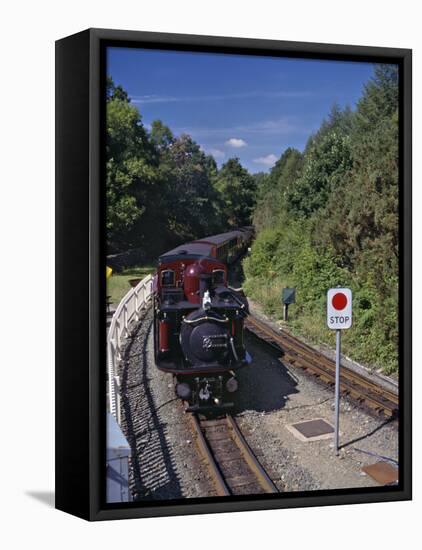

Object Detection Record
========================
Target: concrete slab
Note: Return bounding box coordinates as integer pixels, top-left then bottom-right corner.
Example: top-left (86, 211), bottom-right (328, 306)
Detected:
top-left (286, 418), bottom-right (335, 442)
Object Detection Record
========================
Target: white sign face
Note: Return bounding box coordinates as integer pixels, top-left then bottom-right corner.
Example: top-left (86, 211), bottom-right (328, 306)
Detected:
top-left (327, 288), bottom-right (352, 330)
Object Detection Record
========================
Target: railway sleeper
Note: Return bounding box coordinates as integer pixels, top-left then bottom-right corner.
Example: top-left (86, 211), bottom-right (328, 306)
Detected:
top-left (225, 475), bottom-right (264, 488)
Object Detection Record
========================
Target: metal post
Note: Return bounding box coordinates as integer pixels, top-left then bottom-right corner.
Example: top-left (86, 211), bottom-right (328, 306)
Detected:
top-left (283, 304), bottom-right (288, 321)
top-left (123, 304), bottom-right (128, 336)
top-left (334, 329), bottom-right (341, 455)
top-left (135, 290), bottom-right (139, 321)
top-left (115, 375), bottom-right (121, 425)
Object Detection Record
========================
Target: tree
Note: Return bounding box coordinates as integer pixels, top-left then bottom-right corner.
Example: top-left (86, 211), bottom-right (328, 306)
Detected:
top-left (215, 158), bottom-right (257, 227)
top-left (106, 76), bottom-right (130, 102)
top-left (106, 78), bottom-right (159, 252)
top-left (317, 65), bottom-right (399, 273)
top-left (253, 148), bottom-right (303, 231)
top-left (156, 133), bottom-right (223, 243)
top-left (286, 110), bottom-right (352, 217)
top-left (150, 120), bottom-right (174, 151)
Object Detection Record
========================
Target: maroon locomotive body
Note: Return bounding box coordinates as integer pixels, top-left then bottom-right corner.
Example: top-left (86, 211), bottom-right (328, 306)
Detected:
top-left (153, 228), bottom-right (253, 411)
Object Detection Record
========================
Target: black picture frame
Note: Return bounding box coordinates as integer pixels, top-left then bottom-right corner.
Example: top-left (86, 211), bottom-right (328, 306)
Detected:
top-left (55, 28), bottom-right (412, 521)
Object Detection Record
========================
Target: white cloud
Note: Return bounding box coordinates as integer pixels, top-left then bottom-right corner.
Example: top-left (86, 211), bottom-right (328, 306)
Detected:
top-left (132, 95), bottom-right (178, 104)
top-left (253, 154), bottom-right (278, 167)
top-left (175, 117), bottom-right (307, 139)
top-left (207, 148), bottom-right (225, 159)
top-left (226, 138), bottom-right (247, 148)
top-left (131, 90), bottom-right (313, 105)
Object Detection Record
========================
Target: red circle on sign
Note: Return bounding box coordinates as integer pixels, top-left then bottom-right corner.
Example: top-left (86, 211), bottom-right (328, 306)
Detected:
top-left (332, 292), bottom-right (347, 310)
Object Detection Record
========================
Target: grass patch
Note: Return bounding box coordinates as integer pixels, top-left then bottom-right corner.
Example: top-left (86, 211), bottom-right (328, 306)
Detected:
top-left (106, 264), bottom-right (155, 305)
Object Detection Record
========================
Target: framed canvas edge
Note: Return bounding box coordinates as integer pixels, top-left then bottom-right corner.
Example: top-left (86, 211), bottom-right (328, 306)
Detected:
top-left (56, 28), bottom-right (412, 521)
top-left (55, 29), bottom-right (92, 521)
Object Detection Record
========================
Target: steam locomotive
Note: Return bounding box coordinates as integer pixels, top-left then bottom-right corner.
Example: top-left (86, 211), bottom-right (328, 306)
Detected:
top-left (153, 228), bottom-right (254, 412)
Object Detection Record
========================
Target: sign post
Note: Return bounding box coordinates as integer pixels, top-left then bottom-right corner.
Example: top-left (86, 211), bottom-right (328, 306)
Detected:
top-left (282, 288), bottom-right (296, 321)
top-left (327, 288), bottom-right (352, 455)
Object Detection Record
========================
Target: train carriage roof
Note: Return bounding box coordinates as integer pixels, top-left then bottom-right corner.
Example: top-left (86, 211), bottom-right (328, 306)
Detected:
top-left (159, 241), bottom-right (214, 260)
top-left (194, 230), bottom-right (244, 246)
top-left (158, 228), bottom-right (252, 263)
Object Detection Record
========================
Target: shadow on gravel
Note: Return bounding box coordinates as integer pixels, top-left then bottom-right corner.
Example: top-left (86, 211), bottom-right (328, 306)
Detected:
top-left (228, 261), bottom-right (299, 414)
top-left (233, 332), bottom-right (299, 414)
top-left (120, 314), bottom-right (183, 501)
top-left (340, 417), bottom-right (396, 450)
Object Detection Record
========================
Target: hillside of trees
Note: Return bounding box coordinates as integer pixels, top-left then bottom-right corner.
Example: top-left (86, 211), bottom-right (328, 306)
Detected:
top-left (106, 78), bottom-right (257, 257)
top-left (243, 65), bottom-right (399, 373)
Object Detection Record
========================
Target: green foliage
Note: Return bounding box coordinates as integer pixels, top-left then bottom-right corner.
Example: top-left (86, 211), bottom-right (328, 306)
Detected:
top-left (106, 84), bottom-right (159, 252)
top-left (156, 133), bottom-right (223, 243)
top-left (150, 120), bottom-right (174, 150)
top-left (253, 148), bottom-right (303, 230)
top-left (245, 66), bottom-right (399, 373)
top-left (214, 158), bottom-right (257, 227)
top-left (106, 76), bottom-right (130, 102)
top-left (286, 130), bottom-right (352, 217)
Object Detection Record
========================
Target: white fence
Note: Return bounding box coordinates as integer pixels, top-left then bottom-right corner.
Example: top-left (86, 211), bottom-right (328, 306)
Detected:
top-left (107, 274), bottom-right (153, 424)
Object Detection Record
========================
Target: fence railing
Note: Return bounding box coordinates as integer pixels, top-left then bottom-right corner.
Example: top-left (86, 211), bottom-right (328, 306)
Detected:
top-left (107, 274), bottom-right (153, 424)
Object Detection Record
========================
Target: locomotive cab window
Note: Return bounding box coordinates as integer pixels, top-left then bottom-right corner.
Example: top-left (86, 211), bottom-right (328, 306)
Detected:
top-left (161, 269), bottom-right (175, 287)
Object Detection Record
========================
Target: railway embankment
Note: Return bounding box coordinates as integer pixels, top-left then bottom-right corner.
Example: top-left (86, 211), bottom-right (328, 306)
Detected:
top-left (118, 305), bottom-right (398, 499)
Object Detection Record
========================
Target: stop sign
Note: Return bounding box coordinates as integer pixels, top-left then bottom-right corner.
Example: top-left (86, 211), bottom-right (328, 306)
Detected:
top-left (327, 288), bottom-right (352, 330)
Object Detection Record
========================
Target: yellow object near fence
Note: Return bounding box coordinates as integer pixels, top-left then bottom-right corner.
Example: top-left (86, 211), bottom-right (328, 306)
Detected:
top-left (106, 266), bottom-right (113, 279)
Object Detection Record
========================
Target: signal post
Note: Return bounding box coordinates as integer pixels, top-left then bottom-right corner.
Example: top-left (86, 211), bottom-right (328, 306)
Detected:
top-left (327, 288), bottom-right (352, 455)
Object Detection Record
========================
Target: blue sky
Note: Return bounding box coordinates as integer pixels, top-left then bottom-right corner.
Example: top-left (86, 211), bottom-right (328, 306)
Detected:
top-left (107, 47), bottom-right (375, 173)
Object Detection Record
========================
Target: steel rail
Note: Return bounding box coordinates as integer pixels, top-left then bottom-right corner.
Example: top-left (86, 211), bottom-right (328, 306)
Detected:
top-left (225, 415), bottom-right (278, 493)
top-left (188, 414), bottom-right (230, 497)
top-left (251, 316), bottom-right (398, 402)
top-left (245, 314), bottom-right (398, 418)
top-left (189, 412), bottom-right (278, 496)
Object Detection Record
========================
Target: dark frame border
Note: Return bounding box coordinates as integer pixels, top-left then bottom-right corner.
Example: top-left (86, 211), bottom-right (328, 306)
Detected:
top-left (56, 28), bottom-right (412, 521)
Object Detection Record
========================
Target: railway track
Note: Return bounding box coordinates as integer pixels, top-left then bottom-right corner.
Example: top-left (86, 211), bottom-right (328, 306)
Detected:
top-left (245, 314), bottom-right (399, 418)
top-left (189, 413), bottom-right (279, 496)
